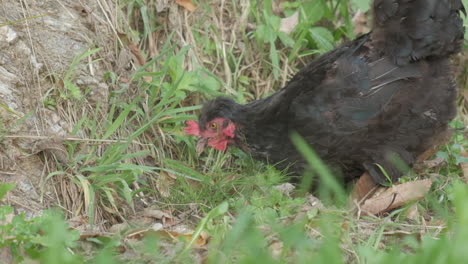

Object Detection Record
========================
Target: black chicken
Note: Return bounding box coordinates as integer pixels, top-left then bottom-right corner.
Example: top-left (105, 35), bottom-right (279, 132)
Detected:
top-left (185, 0), bottom-right (465, 185)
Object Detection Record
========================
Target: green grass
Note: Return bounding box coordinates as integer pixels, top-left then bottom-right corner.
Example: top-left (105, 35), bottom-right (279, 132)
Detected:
top-left (0, 0), bottom-right (467, 263)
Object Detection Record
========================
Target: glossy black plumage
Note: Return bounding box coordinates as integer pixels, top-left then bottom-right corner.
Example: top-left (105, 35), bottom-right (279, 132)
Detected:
top-left (196, 0), bottom-right (465, 184)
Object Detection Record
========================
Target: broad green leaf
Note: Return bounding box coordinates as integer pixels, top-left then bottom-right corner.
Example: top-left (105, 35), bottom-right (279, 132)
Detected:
top-left (266, 14), bottom-right (281, 31)
top-left (0, 183), bottom-right (15, 200)
top-left (300, 1), bottom-right (325, 25)
top-left (278, 31), bottom-right (295, 47)
top-left (351, 0), bottom-right (371, 12)
top-left (309, 27), bottom-right (335, 52)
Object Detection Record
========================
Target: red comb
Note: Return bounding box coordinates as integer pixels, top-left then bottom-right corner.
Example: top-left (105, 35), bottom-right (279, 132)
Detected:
top-left (223, 122), bottom-right (235, 138)
top-left (184, 120), bottom-right (200, 136)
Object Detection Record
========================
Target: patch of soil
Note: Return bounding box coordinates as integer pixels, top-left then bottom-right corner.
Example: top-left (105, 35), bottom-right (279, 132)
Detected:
top-left (0, 0), bottom-right (117, 218)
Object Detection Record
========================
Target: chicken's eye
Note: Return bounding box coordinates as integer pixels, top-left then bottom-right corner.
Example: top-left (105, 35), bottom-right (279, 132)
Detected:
top-left (210, 123), bottom-right (218, 129)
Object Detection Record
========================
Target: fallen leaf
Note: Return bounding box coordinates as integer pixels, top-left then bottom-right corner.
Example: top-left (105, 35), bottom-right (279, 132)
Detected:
top-left (67, 216), bottom-right (112, 240)
top-left (350, 130), bottom-right (452, 209)
top-left (279, 11), bottom-right (298, 35)
top-left (156, 171), bottom-right (176, 198)
top-left (152, 223), bottom-right (164, 231)
top-left (175, 0), bottom-right (196, 12)
top-left (274, 183), bottom-right (295, 197)
top-left (305, 194), bottom-right (324, 209)
top-left (33, 139), bottom-right (70, 165)
top-left (109, 222), bottom-right (129, 233)
top-left (143, 208), bottom-right (171, 219)
top-left (352, 10), bottom-right (370, 35)
top-left (161, 230), bottom-right (209, 246)
top-left (118, 76), bottom-right (130, 84)
top-left (72, 5), bottom-right (90, 17)
top-left (162, 214), bottom-right (179, 227)
top-left (405, 204), bottom-right (420, 221)
top-left (269, 240), bottom-right (283, 259)
top-left (154, 0), bottom-right (171, 13)
top-left (361, 179), bottom-right (433, 215)
top-left (413, 157), bottom-right (446, 171)
top-left (128, 42), bottom-right (146, 67)
top-left (126, 227), bottom-right (209, 246)
top-left (79, 231), bottom-right (113, 241)
top-left (350, 172), bottom-right (378, 204)
top-left (67, 215), bottom-right (88, 229)
top-left (116, 48), bottom-right (132, 73)
top-left (143, 208), bottom-right (179, 227)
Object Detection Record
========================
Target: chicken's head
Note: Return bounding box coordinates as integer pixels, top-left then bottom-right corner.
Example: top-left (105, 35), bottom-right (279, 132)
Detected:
top-left (184, 97), bottom-right (239, 153)
top-left (184, 118), bottom-right (236, 152)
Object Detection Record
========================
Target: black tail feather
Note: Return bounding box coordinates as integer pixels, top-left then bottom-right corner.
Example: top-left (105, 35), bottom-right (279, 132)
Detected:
top-left (372, 0), bottom-right (465, 64)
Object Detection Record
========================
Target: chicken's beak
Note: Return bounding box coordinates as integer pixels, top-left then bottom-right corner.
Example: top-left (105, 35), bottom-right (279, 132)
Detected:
top-left (196, 138), bottom-right (208, 154)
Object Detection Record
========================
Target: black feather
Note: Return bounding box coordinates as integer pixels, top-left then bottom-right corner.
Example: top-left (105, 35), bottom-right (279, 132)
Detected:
top-left (195, 0), bottom-right (465, 185)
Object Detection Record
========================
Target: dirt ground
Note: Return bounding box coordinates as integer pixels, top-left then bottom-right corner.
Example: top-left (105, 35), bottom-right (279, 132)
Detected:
top-left (0, 0), bottom-right (117, 218)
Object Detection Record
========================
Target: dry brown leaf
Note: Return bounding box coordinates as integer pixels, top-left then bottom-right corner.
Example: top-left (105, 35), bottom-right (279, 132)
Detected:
top-left (269, 241), bottom-right (284, 259)
top-left (68, 216), bottom-right (111, 240)
top-left (279, 11), bottom-right (298, 35)
top-left (109, 222), bottom-right (130, 234)
top-left (67, 215), bottom-right (88, 229)
top-left (175, 0), bottom-right (196, 12)
top-left (274, 183), bottom-right (295, 197)
top-left (79, 231), bottom-right (113, 241)
top-left (352, 10), bottom-right (370, 35)
top-left (156, 171), bottom-right (176, 198)
top-left (126, 227), bottom-right (153, 240)
top-left (143, 208), bottom-right (171, 219)
top-left (305, 194), bottom-right (324, 209)
top-left (116, 32), bottom-right (147, 78)
top-left (159, 230), bottom-right (209, 246)
top-left (33, 139), bottom-right (70, 165)
top-left (413, 157), bottom-right (446, 171)
top-left (116, 48), bottom-right (132, 73)
top-left (351, 129), bottom-right (452, 209)
top-left (405, 204), bottom-right (420, 221)
top-left (155, 0), bottom-right (171, 13)
top-left (162, 214), bottom-right (179, 227)
top-left (350, 172), bottom-right (378, 204)
top-left (361, 179), bottom-right (433, 215)
top-left (126, 227), bottom-right (209, 246)
top-left (128, 42), bottom-right (146, 68)
top-left (143, 208), bottom-right (179, 227)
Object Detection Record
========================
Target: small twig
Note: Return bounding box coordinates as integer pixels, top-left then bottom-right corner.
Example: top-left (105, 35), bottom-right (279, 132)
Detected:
top-left (353, 199), bottom-right (362, 219)
top-left (382, 230), bottom-right (414, 236)
top-left (3, 135), bottom-right (151, 146)
top-left (0, 12), bottom-right (56, 27)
